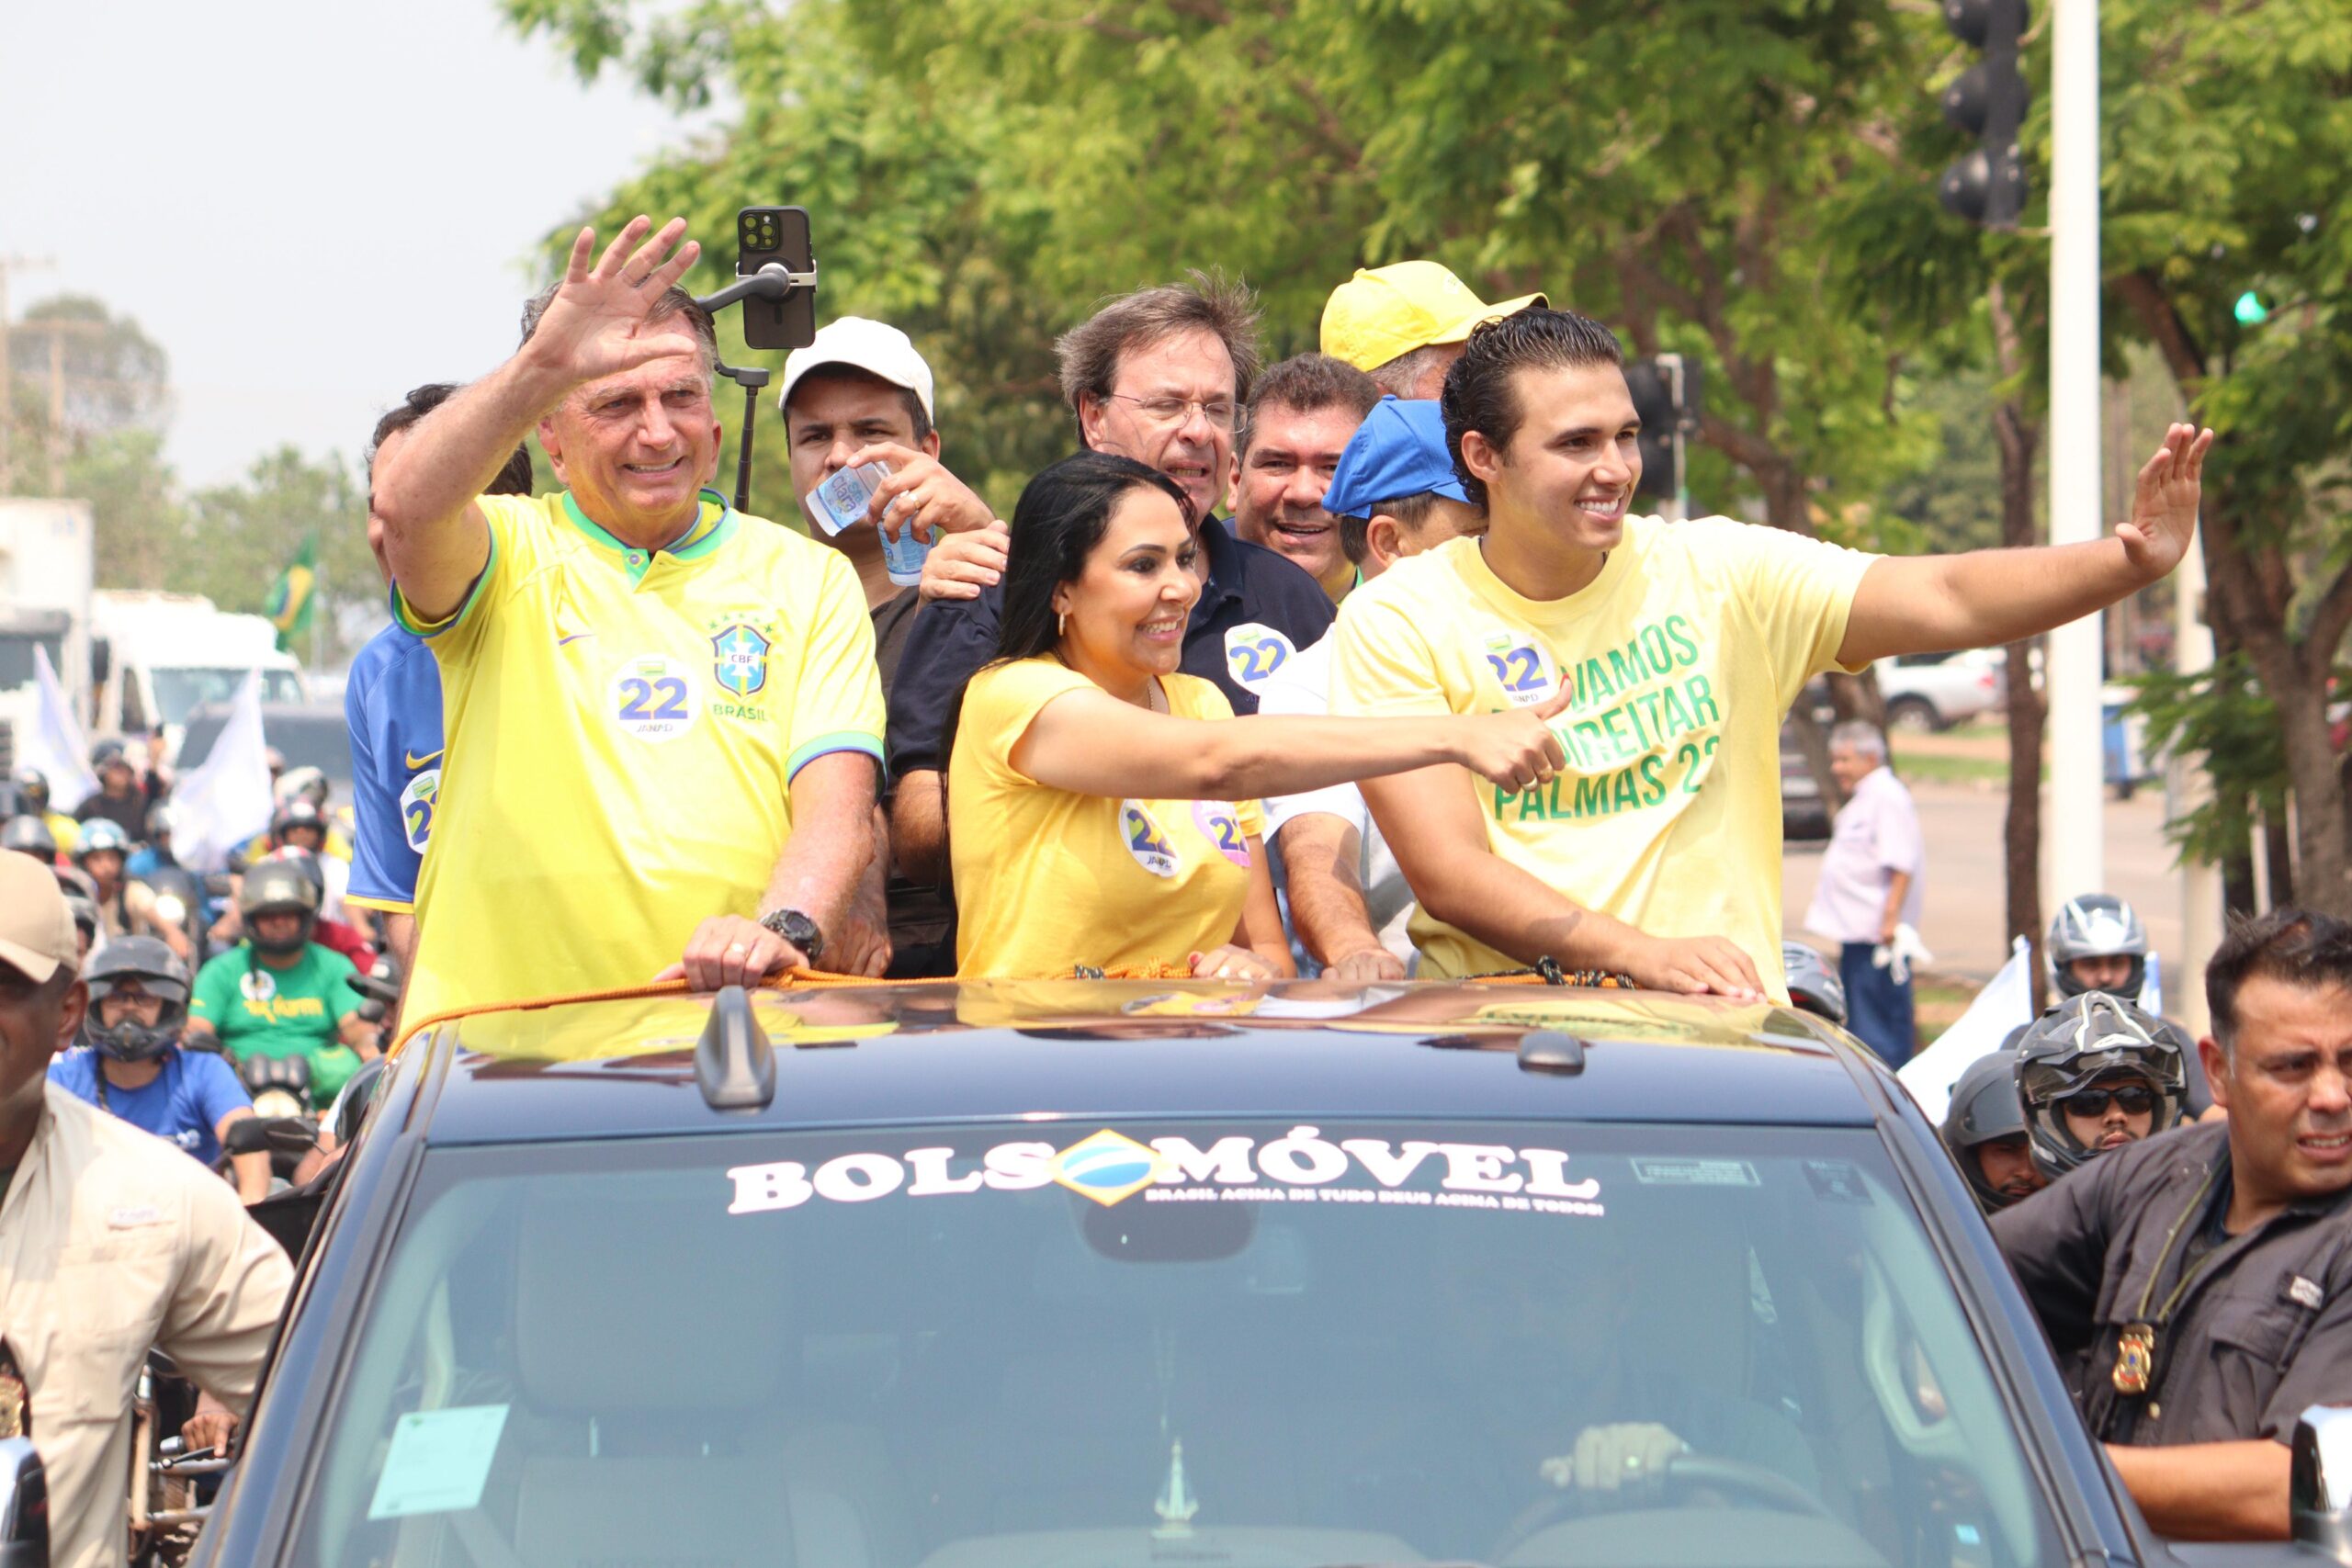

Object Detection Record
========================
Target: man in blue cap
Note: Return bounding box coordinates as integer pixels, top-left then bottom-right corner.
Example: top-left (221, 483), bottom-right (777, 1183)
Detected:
top-left (1259, 398), bottom-right (1486, 978)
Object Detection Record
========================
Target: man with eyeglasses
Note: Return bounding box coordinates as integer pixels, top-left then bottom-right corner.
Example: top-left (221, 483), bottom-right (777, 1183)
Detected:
top-left (886, 274), bottom-right (1337, 889)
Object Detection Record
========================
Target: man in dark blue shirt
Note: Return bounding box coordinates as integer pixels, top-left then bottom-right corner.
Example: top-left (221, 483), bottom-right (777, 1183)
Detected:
top-left (888, 276), bottom-right (1335, 904)
top-left (48, 937), bottom-right (266, 1202)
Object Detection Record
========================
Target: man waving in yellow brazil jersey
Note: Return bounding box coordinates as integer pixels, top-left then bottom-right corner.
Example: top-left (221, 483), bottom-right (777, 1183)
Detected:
top-left (370, 217), bottom-right (887, 1024)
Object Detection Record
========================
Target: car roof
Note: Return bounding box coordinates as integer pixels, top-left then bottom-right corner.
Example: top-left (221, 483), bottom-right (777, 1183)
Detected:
top-left (402, 980), bottom-right (1886, 1146)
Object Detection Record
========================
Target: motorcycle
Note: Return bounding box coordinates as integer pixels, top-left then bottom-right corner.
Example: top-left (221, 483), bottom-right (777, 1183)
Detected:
top-left (130, 1354), bottom-right (215, 1568)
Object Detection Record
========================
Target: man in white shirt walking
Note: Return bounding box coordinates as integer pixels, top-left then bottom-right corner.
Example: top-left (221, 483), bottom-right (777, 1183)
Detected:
top-left (1803, 721), bottom-right (1926, 1063)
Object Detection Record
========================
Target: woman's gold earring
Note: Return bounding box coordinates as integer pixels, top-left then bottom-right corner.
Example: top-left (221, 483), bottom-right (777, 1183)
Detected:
top-left (1057, 611), bottom-right (1067, 637)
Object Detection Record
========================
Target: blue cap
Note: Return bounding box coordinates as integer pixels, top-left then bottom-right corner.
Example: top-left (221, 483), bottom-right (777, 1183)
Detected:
top-left (1323, 397), bottom-right (1469, 521)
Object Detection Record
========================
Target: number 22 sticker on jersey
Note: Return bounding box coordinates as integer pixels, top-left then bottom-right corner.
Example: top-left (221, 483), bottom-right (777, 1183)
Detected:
top-left (611, 655), bottom-right (698, 742)
top-left (1121, 801), bottom-right (1181, 878)
top-left (1482, 635), bottom-right (1558, 707)
top-left (1224, 623), bottom-right (1296, 690)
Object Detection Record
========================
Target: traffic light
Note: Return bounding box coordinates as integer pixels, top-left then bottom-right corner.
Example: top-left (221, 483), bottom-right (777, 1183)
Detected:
top-left (1937, 0), bottom-right (2029, 228)
top-left (1623, 355), bottom-right (1702, 513)
top-left (2233, 290), bottom-right (2271, 326)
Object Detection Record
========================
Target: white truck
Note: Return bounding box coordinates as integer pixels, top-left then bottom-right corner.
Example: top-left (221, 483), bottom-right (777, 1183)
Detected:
top-left (0, 498), bottom-right (96, 773)
top-left (89, 590), bottom-right (310, 762)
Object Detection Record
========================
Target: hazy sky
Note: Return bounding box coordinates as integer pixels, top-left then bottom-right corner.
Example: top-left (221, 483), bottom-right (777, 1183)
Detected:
top-left (0, 0), bottom-right (707, 489)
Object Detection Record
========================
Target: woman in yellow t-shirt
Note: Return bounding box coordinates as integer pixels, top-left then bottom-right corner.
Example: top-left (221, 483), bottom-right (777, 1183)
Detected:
top-left (944, 453), bottom-right (1572, 980)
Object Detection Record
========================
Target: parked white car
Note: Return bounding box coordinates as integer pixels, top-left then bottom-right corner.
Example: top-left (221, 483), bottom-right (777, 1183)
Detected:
top-left (1876, 651), bottom-right (2002, 732)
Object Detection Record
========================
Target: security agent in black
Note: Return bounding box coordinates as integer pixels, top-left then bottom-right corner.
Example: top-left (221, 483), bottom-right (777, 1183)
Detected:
top-left (1991, 908), bottom-right (2352, 1541)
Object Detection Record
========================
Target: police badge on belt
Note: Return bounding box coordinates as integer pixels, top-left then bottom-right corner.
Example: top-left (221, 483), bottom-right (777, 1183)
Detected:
top-left (2113, 1322), bottom-right (2157, 1396)
top-left (0, 1337), bottom-right (28, 1437)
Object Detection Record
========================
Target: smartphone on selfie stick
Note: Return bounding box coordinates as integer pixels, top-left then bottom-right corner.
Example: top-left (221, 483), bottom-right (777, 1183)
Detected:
top-left (693, 206), bottom-right (818, 513)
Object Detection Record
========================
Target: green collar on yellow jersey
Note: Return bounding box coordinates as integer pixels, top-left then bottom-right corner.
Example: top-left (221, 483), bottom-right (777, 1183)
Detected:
top-left (562, 488), bottom-right (737, 583)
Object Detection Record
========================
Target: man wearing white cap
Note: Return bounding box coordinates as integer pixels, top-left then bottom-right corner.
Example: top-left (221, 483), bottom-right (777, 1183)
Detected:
top-left (1321, 260), bottom-right (1545, 400)
top-left (0, 853), bottom-right (291, 1568)
top-left (779, 317), bottom-right (994, 688)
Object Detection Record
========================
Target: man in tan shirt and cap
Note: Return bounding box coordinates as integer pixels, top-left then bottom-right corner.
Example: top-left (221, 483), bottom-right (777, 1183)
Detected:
top-left (0, 852), bottom-right (291, 1568)
top-left (1320, 260), bottom-right (1545, 399)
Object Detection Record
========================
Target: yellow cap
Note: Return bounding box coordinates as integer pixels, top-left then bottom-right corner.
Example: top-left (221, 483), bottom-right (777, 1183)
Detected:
top-left (1319, 261), bottom-right (1546, 374)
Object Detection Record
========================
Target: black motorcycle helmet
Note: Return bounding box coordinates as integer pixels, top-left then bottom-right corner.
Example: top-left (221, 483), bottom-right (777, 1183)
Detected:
top-left (1941, 1051), bottom-right (2033, 1213)
top-left (2015, 992), bottom-right (2188, 1181)
top-left (11, 769), bottom-right (49, 816)
top-left (3, 814), bottom-right (57, 861)
top-left (238, 860), bottom-right (321, 956)
top-left (2047, 893), bottom-right (2150, 1002)
top-left (81, 936), bottom-right (192, 1063)
top-left (1781, 942), bottom-right (1848, 1027)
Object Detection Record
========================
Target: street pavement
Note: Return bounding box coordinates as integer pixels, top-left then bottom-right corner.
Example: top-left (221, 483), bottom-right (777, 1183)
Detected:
top-left (1784, 780), bottom-right (2187, 983)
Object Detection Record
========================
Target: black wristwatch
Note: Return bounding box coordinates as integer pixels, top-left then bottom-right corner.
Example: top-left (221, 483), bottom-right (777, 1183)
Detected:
top-left (758, 907), bottom-right (825, 964)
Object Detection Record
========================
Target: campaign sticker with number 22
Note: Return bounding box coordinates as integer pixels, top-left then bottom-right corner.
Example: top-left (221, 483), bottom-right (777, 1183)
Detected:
top-left (1120, 801), bottom-right (1181, 878)
top-left (1482, 634), bottom-right (1556, 707)
top-left (1224, 623), bottom-right (1295, 689)
top-left (612, 655), bottom-right (697, 742)
top-left (1193, 802), bottom-right (1251, 868)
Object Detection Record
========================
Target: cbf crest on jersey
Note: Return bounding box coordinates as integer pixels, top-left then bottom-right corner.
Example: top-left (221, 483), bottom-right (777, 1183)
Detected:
top-left (710, 622), bottom-right (774, 699)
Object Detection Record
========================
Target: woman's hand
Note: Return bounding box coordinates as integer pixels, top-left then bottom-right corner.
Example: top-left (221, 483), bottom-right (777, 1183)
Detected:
top-left (1190, 944), bottom-right (1281, 980)
top-left (1454, 685), bottom-right (1574, 794)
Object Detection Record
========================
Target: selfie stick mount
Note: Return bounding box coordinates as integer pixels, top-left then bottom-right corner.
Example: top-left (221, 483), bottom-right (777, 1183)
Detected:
top-left (695, 261), bottom-right (820, 513)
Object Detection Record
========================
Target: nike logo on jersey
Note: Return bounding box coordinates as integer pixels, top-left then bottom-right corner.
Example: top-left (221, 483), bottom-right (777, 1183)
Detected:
top-left (556, 631), bottom-right (596, 648)
top-left (402, 749), bottom-right (446, 770)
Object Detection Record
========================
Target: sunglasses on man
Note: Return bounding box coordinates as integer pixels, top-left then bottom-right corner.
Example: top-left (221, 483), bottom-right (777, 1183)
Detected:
top-left (2059, 1084), bottom-right (2157, 1119)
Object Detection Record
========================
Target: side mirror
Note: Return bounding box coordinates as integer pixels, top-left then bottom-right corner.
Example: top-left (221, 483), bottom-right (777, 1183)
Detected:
top-left (2291, 1404), bottom-right (2352, 1562)
top-left (0, 1436), bottom-right (50, 1568)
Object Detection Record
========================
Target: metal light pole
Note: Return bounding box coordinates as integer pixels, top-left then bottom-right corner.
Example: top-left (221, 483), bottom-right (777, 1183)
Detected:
top-left (2171, 538), bottom-right (2220, 1032)
top-left (2045, 0), bottom-right (2105, 908)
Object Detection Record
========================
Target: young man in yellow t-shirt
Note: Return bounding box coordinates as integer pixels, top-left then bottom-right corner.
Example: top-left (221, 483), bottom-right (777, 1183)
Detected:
top-left (369, 217), bottom-right (887, 1023)
top-left (1329, 308), bottom-right (2212, 998)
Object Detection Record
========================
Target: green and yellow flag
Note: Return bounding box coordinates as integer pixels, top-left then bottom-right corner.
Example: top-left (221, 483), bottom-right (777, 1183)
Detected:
top-left (266, 534), bottom-right (317, 654)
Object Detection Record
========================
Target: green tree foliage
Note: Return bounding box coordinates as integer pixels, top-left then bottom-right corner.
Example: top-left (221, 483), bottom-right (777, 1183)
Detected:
top-left (2096, 0), bottom-right (2352, 913)
top-left (179, 446), bottom-right (373, 660)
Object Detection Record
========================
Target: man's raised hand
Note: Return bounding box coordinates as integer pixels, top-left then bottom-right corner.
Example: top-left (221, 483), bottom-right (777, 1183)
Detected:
top-left (525, 217), bottom-right (705, 391)
top-left (2117, 423), bottom-right (2214, 581)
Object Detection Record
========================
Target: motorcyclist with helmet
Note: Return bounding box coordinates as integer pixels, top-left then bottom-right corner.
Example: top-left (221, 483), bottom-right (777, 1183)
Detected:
top-left (9, 766), bottom-right (79, 853)
top-left (183, 861), bottom-right (377, 1113)
top-left (252, 846), bottom-right (375, 973)
top-left (71, 817), bottom-right (193, 962)
top-left (1781, 942), bottom-right (1849, 1028)
top-left (2015, 992), bottom-right (2191, 1181)
top-left (48, 937), bottom-right (270, 1202)
top-left (2046, 892), bottom-right (2220, 1118)
top-left (1940, 1051), bottom-right (2049, 1213)
top-left (74, 739), bottom-right (153, 837)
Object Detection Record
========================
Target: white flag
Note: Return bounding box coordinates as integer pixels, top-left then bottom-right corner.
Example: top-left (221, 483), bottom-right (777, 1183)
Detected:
top-left (24, 646), bottom-right (100, 813)
top-left (1898, 936), bottom-right (2038, 1123)
top-left (167, 670), bottom-right (274, 874)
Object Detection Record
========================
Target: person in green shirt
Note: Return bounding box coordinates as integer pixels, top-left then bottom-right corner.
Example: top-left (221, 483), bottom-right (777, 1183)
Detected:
top-left (185, 860), bottom-right (378, 1111)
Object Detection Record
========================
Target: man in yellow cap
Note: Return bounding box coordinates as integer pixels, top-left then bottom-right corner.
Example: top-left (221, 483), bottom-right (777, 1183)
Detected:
top-left (1320, 261), bottom-right (1545, 400)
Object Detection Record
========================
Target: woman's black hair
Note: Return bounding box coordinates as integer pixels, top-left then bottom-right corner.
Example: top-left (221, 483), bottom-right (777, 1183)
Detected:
top-left (992, 450), bottom-right (1193, 664)
top-left (934, 451), bottom-right (1194, 899)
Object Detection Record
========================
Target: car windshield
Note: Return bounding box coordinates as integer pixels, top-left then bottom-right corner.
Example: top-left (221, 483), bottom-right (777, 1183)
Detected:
top-left (299, 1121), bottom-right (2061, 1568)
top-left (153, 666), bottom-right (304, 726)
